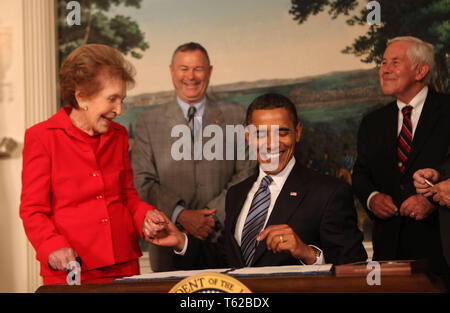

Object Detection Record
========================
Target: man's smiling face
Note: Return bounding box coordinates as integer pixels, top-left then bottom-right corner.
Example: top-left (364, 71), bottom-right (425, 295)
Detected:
top-left (246, 108), bottom-right (302, 175)
top-left (170, 49), bottom-right (213, 104)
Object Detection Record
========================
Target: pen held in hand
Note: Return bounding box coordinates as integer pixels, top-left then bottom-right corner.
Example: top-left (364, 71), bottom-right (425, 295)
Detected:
top-left (424, 178), bottom-right (434, 187)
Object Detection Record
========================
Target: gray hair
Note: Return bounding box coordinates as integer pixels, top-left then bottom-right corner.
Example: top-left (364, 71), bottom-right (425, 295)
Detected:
top-left (171, 42), bottom-right (210, 66)
top-left (387, 36), bottom-right (435, 84)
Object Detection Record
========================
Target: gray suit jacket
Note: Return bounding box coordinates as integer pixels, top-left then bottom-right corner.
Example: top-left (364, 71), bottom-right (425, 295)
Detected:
top-left (131, 96), bottom-right (257, 271)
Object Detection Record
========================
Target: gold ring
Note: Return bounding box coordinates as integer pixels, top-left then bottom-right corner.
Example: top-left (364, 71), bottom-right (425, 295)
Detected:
top-left (279, 235), bottom-right (284, 243)
top-left (410, 212), bottom-right (415, 217)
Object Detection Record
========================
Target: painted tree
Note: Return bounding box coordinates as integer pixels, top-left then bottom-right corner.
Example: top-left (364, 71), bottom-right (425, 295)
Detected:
top-left (58, 0), bottom-right (149, 63)
top-left (289, 0), bottom-right (450, 92)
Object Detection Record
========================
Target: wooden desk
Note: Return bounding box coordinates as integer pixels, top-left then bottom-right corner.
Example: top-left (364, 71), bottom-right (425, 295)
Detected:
top-left (35, 273), bottom-right (444, 293)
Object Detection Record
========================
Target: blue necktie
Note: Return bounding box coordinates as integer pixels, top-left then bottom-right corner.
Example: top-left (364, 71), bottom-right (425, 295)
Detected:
top-left (241, 175), bottom-right (273, 267)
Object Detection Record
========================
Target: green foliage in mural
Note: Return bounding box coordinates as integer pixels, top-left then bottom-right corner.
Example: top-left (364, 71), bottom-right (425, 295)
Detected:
top-left (58, 0), bottom-right (149, 64)
top-left (289, 0), bottom-right (450, 93)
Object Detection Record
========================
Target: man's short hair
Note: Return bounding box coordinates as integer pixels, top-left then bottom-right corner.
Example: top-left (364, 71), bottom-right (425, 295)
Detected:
top-left (245, 93), bottom-right (299, 127)
top-left (387, 36), bottom-right (435, 84)
top-left (171, 42), bottom-right (210, 66)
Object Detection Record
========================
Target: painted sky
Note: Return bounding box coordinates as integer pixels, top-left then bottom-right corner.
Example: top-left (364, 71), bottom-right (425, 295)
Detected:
top-left (110, 0), bottom-right (374, 95)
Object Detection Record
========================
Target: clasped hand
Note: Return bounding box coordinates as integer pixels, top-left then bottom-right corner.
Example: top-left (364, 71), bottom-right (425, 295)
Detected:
top-left (176, 208), bottom-right (216, 240)
top-left (141, 209), bottom-right (169, 239)
top-left (48, 209), bottom-right (167, 272)
top-left (414, 168), bottom-right (450, 207)
top-left (370, 192), bottom-right (435, 221)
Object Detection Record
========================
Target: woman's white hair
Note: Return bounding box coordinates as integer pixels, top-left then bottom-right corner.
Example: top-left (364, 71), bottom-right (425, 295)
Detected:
top-left (387, 36), bottom-right (435, 84)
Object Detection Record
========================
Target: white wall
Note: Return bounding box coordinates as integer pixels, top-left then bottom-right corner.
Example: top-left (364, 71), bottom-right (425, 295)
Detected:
top-left (0, 0), bottom-right (28, 292)
top-left (0, 0), bottom-right (57, 292)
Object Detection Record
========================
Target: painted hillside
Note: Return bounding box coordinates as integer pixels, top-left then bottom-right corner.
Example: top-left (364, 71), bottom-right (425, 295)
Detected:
top-left (116, 67), bottom-right (393, 168)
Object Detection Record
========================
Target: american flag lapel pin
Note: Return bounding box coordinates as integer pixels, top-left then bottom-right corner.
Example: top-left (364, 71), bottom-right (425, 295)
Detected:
top-left (290, 192), bottom-right (297, 196)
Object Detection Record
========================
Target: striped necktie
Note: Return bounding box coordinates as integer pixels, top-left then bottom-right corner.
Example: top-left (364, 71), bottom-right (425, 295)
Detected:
top-left (241, 175), bottom-right (273, 267)
top-left (397, 105), bottom-right (413, 173)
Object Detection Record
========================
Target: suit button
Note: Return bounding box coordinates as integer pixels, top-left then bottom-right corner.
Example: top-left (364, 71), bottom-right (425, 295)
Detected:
top-left (96, 195), bottom-right (104, 199)
top-left (92, 170), bottom-right (101, 177)
top-left (99, 218), bottom-right (108, 224)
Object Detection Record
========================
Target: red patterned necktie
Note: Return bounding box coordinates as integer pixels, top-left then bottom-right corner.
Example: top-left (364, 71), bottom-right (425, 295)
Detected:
top-left (397, 106), bottom-right (413, 173)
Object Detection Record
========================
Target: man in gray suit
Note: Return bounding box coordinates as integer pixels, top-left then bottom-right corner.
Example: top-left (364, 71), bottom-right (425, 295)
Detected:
top-left (131, 42), bottom-right (257, 271)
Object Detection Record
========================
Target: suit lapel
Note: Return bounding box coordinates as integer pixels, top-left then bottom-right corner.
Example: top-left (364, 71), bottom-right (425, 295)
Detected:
top-left (202, 98), bottom-right (225, 129)
top-left (266, 164), bottom-right (307, 226)
top-left (252, 163), bottom-right (308, 265)
top-left (228, 172), bottom-right (258, 267)
top-left (384, 102), bottom-right (399, 171)
top-left (164, 96), bottom-right (187, 127)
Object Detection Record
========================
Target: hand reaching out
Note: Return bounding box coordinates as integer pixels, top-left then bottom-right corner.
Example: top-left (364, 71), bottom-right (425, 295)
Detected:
top-left (145, 219), bottom-right (186, 252)
top-left (413, 168), bottom-right (440, 197)
top-left (142, 209), bottom-right (169, 239)
top-left (430, 179), bottom-right (450, 207)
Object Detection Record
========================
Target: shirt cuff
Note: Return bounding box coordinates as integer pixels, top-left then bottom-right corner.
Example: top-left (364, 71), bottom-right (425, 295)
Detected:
top-left (173, 233), bottom-right (188, 256)
top-left (367, 191), bottom-right (380, 212)
top-left (171, 205), bottom-right (186, 224)
top-left (299, 245), bottom-right (325, 265)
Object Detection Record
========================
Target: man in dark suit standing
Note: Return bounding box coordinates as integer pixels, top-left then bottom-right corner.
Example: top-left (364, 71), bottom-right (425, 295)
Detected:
top-left (352, 36), bottom-right (450, 268)
top-left (148, 93), bottom-right (367, 268)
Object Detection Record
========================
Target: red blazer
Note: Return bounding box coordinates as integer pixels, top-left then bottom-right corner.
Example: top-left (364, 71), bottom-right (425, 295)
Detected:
top-left (20, 107), bottom-right (155, 278)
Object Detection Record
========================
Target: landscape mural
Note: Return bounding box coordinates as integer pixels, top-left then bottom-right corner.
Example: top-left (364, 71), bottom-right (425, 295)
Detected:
top-left (58, 0), bottom-right (450, 245)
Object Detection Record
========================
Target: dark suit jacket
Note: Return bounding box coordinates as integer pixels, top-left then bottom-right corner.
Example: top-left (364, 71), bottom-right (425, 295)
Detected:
top-left (178, 162), bottom-right (367, 269)
top-left (352, 89), bottom-right (450, 262)
top-left (439, 154), bottom-right (450, 266)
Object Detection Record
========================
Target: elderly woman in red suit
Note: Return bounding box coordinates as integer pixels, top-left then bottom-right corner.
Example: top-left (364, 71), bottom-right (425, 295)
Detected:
top-left (20, 44), bottom-right (168, 285)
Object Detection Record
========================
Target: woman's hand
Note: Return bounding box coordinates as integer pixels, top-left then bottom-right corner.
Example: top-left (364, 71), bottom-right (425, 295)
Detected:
top-left (142, 209), bottom-right (169, 239)
top-left (48, 247), bottom-right (78, 271)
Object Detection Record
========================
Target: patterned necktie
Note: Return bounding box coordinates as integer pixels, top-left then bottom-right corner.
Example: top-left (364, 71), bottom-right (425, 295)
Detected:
top-left (241, 175), bottom-right (273, 267)
top-left (187, 106), bottom-right (196, 138)
top-left (397, 105), bottom-right (413, 173)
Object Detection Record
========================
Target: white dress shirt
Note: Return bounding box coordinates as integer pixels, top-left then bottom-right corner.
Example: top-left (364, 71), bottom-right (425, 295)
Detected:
top-left (367, 86), bottom-right (428, 211)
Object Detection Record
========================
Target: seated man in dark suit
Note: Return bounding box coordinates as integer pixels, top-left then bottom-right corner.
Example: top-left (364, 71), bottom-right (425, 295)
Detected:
top-left (148, 93), bottom-right (367, 268)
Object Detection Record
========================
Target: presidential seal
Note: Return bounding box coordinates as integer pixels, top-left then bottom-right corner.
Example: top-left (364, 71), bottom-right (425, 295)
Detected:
top-left (169, 272), bottom-right (252, 293)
